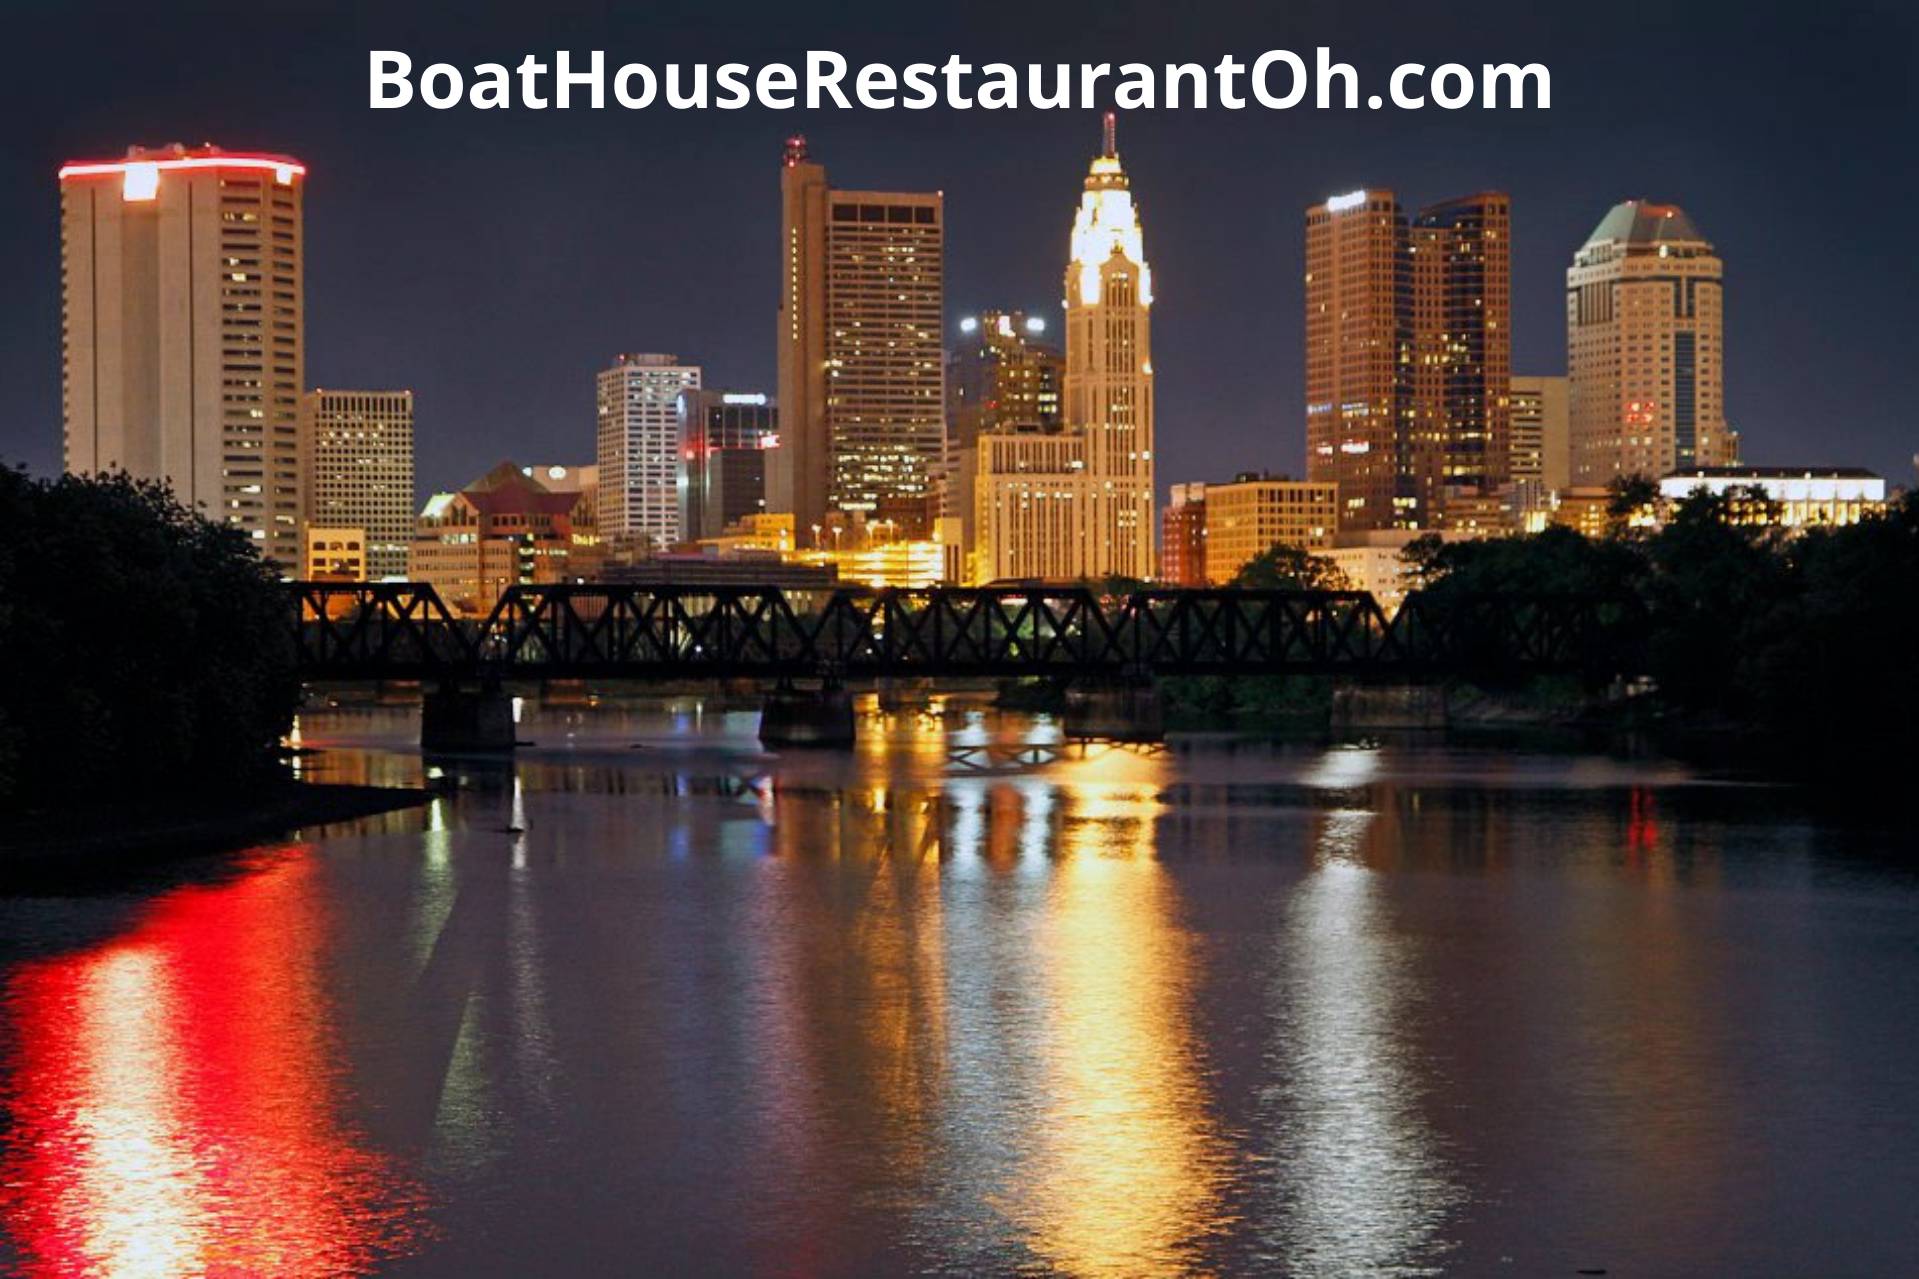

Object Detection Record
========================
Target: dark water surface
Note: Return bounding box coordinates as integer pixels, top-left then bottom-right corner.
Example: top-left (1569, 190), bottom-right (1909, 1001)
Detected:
top-left (2, 697), bottom-right (1914, 1277)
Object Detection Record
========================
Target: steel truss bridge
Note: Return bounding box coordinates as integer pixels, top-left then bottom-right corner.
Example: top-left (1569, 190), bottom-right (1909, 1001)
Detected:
top-left (290, 582), bottom-right (1642, 683)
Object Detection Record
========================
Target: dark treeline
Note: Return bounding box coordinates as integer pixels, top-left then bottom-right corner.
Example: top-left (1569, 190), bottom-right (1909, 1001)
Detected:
top-left (1408, 487), bottom-right (1919, 780)
top-left (0, 469), bottom-right (299, 811)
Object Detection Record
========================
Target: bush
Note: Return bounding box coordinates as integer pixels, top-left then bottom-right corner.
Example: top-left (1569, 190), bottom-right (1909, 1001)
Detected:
top-left (0, 468), bottom-right (300, 811)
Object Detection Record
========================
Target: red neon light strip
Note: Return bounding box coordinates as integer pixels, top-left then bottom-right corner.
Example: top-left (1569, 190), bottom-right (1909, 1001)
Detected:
top-left (58, 156), bottom-right (306, 180)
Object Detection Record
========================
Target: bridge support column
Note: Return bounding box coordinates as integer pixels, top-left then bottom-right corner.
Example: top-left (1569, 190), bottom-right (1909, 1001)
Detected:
top-left (759, 683), bottom-right (856, 749)
top-left (1063, 675), bottom-right (1164, 743)
top-left (422, 683), bottom-right (517, 753)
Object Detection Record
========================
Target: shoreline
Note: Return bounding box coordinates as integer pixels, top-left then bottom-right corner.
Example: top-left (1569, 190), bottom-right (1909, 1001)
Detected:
top-left (0, 780), bottom-right (433, 879)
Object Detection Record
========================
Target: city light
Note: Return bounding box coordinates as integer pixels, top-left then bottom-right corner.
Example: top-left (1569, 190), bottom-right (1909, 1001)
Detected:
top-left (1326, 189), bottom-right (1367, 212)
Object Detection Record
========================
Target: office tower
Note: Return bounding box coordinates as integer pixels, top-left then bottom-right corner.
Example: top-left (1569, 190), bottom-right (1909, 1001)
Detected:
top-left (412, 462), bottom-right (599, 616)
top-left (1304, 188), bottom-right (1512, 532)
top-left (1568, 200), bottom-right (1732, 483)
top-left (975, 115), bottom-right (1156, 583)
top-left (1509, 375), bottom-right (1570, 492)
top-left (302, 389), bottom-right (414, 579)
top-left (677, 389), bottom-right (775, 540)
top-left (60, 144), bottom-right (306, 565)
top-left (1412, 194), bottom-right (1512, 496)
top-left (945, 310), bottom-right (1063, 556)
top-left (1200, 473), bottom-right (1338, 583)
top-left (1159, 482), bottom-right (1207, 586)
top-left (597, 353), bottom-right (700, 551)
top-left (947, 311), bottom-right (1064, 446)
top-left (774, 135), bottom-right (944, 538)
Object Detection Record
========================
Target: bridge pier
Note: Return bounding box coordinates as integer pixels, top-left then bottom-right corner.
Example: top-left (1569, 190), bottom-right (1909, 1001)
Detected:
top-left (422, 682), bottom-right (517, 753)
top-left (1063, 675), bottom-right (1164, 743)
top-left (758, 682), bottom-right (856, 749)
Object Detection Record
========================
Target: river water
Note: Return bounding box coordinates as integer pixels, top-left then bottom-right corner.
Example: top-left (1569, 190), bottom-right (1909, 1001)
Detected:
top-left (0, 696), bottom-right (1913, 1277)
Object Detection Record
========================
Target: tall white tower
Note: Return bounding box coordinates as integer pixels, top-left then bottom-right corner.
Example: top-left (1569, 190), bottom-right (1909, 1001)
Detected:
top-left (1063, 113), bottom-right (1156, 580)
top-left (596, 353), bottom-right (700, 551)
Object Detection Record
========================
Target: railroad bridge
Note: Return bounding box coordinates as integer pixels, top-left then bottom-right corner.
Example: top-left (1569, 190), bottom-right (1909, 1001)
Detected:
top-left (290, 582), bottom-right (1641, 749)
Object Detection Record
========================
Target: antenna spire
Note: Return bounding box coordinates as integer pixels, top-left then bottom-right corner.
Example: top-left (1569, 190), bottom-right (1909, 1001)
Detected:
top-left (1102, 111), bottom-right (1117, 158)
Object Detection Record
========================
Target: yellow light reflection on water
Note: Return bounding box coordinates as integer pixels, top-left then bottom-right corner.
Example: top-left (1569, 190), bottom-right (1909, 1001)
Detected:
top-left (1009, 763), bottom-right (1230, 1277)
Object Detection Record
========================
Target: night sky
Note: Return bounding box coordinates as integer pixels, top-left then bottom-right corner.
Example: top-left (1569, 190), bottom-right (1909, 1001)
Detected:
top-left (3, 0), bottom-right (1913, 498)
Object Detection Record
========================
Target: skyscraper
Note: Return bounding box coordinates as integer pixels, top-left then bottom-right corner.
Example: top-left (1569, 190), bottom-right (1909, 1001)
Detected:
top-left (947, 311), bottom-right (1064, 447)
top-left (975, 115), bottom-right (1156, 583)
top-left (302, 389), bottom-right (414, 579)
top-left (945, 310), bottom-right (1063, 558)
top-left (1567, 200), bottom-right (1732, 483)
top-left (774, 136), bottom-right (944, 538)
top-left (60, 144), bottom-right (306, 564)
top-left (1304, 188), bottom-right (1512, 532)
top-left (1412, 194), bottom-right (1512, 498)
top-left (677, 388), bottom-right (774, 540)
top-left (597, 353), bottom-right (700, 551)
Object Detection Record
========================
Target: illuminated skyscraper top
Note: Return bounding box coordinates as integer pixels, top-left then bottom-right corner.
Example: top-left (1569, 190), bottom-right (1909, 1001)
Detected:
top-left (1068, 112), bottom-right (1153, 309)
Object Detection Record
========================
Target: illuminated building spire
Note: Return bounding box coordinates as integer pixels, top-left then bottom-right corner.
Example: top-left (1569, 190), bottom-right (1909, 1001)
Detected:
top-left (1069, 112), bottom-right (1149, 306)
top-left (1102, 110), bottom-right (1116, 159)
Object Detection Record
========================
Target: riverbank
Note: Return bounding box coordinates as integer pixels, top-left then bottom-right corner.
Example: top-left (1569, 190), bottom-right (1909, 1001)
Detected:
top-left (0, 779), bottom-right (432, 880)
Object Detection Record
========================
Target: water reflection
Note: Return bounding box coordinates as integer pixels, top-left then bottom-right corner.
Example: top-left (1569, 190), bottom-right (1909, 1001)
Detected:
top-left (1016, 779), bottom-right (1233, 1276)
top-left (1254, 802), bottom-right (1464, 1275)
top-left (0, 853), bottom-right (428, 1277)
top-left (1, 699), bottom-right (1911, 1276)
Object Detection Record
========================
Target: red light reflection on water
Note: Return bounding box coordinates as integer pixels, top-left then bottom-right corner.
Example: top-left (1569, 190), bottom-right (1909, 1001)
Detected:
top-left (0, 851), bottom-right (430, 1277)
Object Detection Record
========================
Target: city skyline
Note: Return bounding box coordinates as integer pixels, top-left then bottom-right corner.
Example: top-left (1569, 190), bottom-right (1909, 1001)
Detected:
top-left (3, 3), bottom-right (1913, 503)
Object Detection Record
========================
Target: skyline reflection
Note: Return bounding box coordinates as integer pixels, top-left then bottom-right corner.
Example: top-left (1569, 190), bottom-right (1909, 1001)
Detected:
top-left (0, 699), bottom-right (1908, 1276)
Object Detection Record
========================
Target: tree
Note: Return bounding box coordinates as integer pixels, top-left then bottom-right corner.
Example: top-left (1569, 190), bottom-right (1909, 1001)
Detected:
top-left (1231, 544), bottom-right (1350, 591)
top-left (1605, 472), bottom-right (1661, 537)
top-left (0, 468), bottom-right (300, 811)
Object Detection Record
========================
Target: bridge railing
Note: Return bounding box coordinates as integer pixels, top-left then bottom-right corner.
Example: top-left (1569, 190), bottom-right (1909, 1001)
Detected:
top-left (291, 581), bottom-right (1640, 680)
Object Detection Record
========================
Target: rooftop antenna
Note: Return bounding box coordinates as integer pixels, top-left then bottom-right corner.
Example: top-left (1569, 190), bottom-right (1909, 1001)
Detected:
top-left (1102, 110), bottom-right (1117, 158)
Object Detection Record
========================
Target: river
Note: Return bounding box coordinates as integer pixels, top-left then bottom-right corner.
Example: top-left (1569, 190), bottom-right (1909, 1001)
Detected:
top-left (1, 695), bottom-right (1913, 1276)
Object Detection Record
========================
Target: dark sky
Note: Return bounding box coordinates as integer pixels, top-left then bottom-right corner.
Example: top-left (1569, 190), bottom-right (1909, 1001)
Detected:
top-left (4, 0), bottom-right (1914, 498)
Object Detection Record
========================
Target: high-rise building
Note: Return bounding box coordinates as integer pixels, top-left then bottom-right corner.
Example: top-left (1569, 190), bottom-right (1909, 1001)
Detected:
top-left (1200, 473), bottom-right (1338, 583)
top-left (1509, 375), bottom-right (1570, 492)
top-left (774, 136), bottom-right (944, 537)
top-left (947, 311), bottom-right (1064, 446)
top-left (597, 353), bottom-right (700, 552)
top-left (1412, 195), bottom-right (1512, 496)
top-left (945, 310), bottom-right (1063, 557)
top-left (1159, 482), bottom-right (1207, 586)
top-left (302, 389), bottom-right (414, 579)
top-left (1304, 188), bottom-right (1511, 532)
top-left (1567, 200), bottom-right (1732, 484)
top-left (677, 389), bottom-right (774, 540)
top-left (975, 115), bottom-right (1156, 584)
top-left (60, 144), bottom-right (306, 565)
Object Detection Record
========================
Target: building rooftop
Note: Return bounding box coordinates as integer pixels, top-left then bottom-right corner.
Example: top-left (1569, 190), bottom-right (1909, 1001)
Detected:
top-left (1583, 199), bottom-right (1706, 248)
top-left (1665, 466), bottom-right (1881, 480)
top-left (59, 143), bottom-right (304, 181)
